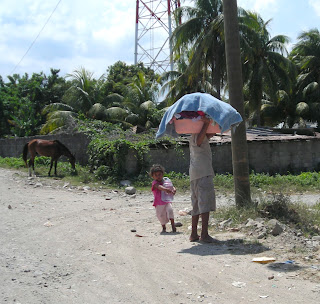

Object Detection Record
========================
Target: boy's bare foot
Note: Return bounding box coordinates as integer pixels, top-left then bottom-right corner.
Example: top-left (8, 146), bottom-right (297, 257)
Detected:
top-left (189, 234), bottom-right (200, 242)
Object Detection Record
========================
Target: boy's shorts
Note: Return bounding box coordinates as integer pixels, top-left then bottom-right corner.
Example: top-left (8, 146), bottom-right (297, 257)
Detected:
top-left (190, 175), bottom-right (216, 216)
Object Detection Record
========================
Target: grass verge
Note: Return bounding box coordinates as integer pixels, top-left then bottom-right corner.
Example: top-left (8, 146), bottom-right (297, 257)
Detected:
top-left (1, 157), bottom-right (320, 235)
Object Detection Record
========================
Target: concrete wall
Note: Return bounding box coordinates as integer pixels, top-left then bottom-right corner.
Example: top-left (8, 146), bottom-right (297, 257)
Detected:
top-left (148, 142), bottom-right (234, 174)
top-left (1, 133), bottom-right (320, 175)
top-left (149, 138), bottom-right (320, 175)
top-left (247, 138), bottom-right (320, 174)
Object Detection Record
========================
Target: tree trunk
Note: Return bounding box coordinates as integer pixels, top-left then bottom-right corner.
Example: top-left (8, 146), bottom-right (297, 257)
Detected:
top-left (222, 0), bottom-right (251, 207)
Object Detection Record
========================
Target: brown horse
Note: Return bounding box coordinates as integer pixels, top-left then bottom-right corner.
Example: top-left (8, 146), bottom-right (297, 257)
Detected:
top-left (23, 139), bottom-right (76, 177)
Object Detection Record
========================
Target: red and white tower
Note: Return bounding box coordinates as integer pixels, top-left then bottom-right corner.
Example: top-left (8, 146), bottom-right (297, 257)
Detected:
top-left (134, 0), bottom-right (181, 74)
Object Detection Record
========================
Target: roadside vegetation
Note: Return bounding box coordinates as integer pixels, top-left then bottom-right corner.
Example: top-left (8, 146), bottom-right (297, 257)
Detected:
top-left (1, 156), bottom-right (320, 236)
top-left (1, 2), bottom-right (320, 237)
top-left (1, 3), bottom-right (320, 139)
top-left (3, 154), bottom-right (320, 193)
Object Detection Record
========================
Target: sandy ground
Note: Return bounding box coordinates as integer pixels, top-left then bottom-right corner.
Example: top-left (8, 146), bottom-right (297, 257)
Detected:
top-left (1, 168), bottom-right (320, 304)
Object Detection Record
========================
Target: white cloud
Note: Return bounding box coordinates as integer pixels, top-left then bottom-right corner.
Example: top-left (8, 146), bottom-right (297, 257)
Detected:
top-left (0, 0), bottom-right (137, 77)
top-left (309, 0), bottom-right (320, 16)
top-left (237, 0), bottom-right (279, 17)
top-left (0, 0), bottom-right (315, 79)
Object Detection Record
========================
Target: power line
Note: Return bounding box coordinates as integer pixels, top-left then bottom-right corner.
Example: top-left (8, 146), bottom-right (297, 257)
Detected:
top-left (10, 0), bottom-right (63, 75)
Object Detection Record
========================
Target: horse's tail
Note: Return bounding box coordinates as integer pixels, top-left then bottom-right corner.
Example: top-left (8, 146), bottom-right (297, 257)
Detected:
top-left (22, 143), bottom-right (29, 167)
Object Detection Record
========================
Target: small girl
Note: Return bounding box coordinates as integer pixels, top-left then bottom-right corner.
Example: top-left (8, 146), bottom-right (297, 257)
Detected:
top-left (150, 164), bottom-right (176, 233)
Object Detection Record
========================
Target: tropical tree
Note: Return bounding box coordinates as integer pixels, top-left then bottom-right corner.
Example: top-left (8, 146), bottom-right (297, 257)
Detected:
top-left (40, 67), bottom-right (107, 134)
top-left (290, 29), bottom-right (320, 125)
top-left (104, 61), bottom-right (158, 97)
top-left (63, 67), bottom-right (105, 114)
top-left (223, 0), bottom-right (251, 207)
top-left (40, 103), bottom-right (76, 134)
top-left (98, 64), bottom-right (160, 129)
top-left (239, 10), bottom-right (295, 126)
top-left (122, 71), bottom-right (160, 128)
top-left (126, 71), bottom-right (158, 105)
top-left (159, 50), bottom-right (217, 105)
top-left (170, 0), bottom-right (226, 100)
top-left (0, 70), bottom-right (67, 137)
top-left (258, 89), bottom-right (298, 127)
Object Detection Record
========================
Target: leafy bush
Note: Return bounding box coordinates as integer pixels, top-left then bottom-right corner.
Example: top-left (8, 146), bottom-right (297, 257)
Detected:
top-left (78, 118), bottom-right (182, 181)
top-left (88, 137), bottom-right (153, 181)
top-left (34, 156), bottom-right (51, 166)
top-left (94, 165), bottom-right (111, 180)
top-left (0, 157), bottom-right (25, 169)
top-left (258, 193), bottom-right (320, 235)
top-left (249, 171), bottom-right (320, 192)
top-left (259, 193), bottom-right (300, 223)
top-left (214, 173), bottom-right (234, 189)
top-left (215, 205), bottom-right (259, 225)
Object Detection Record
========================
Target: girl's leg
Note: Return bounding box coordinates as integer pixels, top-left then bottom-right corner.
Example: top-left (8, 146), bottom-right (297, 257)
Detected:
top-left (170, 218), bottom-right (176, 232)
top-left (161, 224), bottom-right (166, 233)
top-left (156, 205), bottom-right (168, 233)
top-left (165, 203), bottom-right (176, 232)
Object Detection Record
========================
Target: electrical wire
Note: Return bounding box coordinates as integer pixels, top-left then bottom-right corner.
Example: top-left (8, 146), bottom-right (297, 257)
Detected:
top-left (10, 0), bottom-right (63, 75)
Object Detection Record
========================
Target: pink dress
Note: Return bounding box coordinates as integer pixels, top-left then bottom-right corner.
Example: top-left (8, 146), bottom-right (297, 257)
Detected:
top-left (151, 180), bottom-right (174, 225)
top-left (151, 180), bottom-right (168, 206)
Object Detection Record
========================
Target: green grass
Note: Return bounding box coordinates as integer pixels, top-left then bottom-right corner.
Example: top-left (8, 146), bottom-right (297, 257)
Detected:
top-left (0, 156), bottom-right (104, 189)
top-left (214, 193), bottom-right (320, 237)
top-left (3, 156), bottom-right (320, 192)
top-left (0, 156), bottom-right (25, 169)
top-left (1, 156), bottom-right (320, 235)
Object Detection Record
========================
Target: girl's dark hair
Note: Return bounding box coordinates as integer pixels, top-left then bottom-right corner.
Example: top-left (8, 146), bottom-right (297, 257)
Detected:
top-left (149, 164), bottom-right (165, 177)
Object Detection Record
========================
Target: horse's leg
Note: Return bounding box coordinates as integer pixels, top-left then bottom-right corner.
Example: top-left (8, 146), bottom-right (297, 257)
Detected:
top-left (28, 159), bottom-right (32, 177)
top-left (54, 160), bottom-right (58, 176)
top-left (28, 144), bottom-right (37, 177)
top-left (28, 158), bottom-right (35, 177)
top-left (48, 159), bottom-right (53, 176)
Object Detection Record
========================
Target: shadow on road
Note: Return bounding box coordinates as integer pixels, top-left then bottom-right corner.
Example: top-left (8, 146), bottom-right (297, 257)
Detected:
top-left (178, 238), bottom-right (270, 256)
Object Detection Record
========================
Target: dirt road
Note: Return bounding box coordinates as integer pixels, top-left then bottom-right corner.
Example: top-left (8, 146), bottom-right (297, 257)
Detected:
top-left (0, 168), bottom-right (319, 303)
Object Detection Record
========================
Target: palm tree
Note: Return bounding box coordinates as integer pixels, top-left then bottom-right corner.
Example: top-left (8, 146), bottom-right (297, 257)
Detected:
top-left (159, 51), bottom-right (217, 106)
top-left (41, 67), bottom-right (106, 134)
top-left (239, 10), bottom-right (294, 126)
top-left (171, 0), bottom-right (226, 99)
top-left (63, 67), bottom-right (105, 114)
top-left (123, 71), bottom-right (159, 128)
top-left (223, 0), bottom-right (251, 207)
top-left (126, 71), bottom-right (158, 106)
top-left (290, 29), bottom-right (320, 125)
top-left (40, 104), bottom-right (77, 134)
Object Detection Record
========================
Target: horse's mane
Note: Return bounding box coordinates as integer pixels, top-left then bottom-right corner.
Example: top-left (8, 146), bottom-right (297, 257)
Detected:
top-left (54, 140), bottom-right (74, 157)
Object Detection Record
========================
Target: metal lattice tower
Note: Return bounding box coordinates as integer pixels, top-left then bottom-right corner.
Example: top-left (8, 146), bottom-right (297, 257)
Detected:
top-left (134, 0), bottom-right (181, 74)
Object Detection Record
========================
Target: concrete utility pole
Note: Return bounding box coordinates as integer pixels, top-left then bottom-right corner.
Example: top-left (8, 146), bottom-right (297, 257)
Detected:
top-left (223, 0), bottom-right (252, 207)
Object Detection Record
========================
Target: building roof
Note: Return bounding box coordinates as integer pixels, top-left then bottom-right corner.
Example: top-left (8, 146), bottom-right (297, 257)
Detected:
top-left (209, 127), bottom-right (320, 144)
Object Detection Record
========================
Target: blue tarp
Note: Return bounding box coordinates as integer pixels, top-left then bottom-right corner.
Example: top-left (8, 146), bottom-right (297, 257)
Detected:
top-left (155, 92), bottom-right (243, 139)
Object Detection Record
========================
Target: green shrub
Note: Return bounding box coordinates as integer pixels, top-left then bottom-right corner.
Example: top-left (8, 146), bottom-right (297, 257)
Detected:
top-left (0, 157), bottom-right (25, 168)
top-left (94, 165), bottom-right (111, 180)
top-left (258, 193), bottom-right (320, 235)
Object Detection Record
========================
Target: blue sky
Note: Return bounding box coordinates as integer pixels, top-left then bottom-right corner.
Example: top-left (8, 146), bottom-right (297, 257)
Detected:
top-left (1, 0), bottom-right (320, 80)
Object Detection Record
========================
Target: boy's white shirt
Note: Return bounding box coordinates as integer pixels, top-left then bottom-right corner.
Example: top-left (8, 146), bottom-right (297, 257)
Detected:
top-left (189, 134), bottom-right (214, 181)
